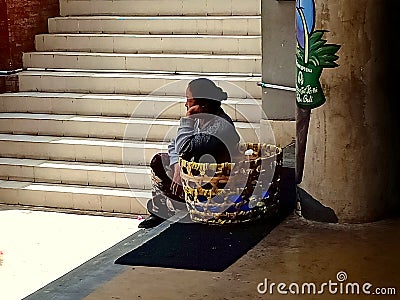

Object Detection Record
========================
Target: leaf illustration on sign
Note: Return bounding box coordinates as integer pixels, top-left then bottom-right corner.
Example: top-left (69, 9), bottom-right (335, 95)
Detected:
top-left (296, 0), bottom-right (341, 109)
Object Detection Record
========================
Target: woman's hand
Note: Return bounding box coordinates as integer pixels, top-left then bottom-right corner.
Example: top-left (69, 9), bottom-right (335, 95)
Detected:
top-left (186, 104), bottom-right (203, 116)
top-left (170, 163), bottom-right (183, 196)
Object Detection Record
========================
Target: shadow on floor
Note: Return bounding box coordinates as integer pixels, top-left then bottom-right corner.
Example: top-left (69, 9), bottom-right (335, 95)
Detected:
top-left (115, 166), bottom-right (295, 272)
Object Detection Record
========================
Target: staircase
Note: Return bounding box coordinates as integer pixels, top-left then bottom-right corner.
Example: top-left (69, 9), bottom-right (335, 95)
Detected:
top-left (0, 0), bottom-right (263, 215)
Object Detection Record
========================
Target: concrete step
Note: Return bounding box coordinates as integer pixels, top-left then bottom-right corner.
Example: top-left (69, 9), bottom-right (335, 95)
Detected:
top-left (0, 113), bottom-right (179, 142)
top-left (59, 0), bottom-right (261, 17)
top-left (35, 34), bottom-right (261, 55)
top-left (48, 16), bottom-right (261, 36)
top-left (0, 134), bottom-right (168, 165)
top-left (23, 52), bottom-right (262, 75)
top-left (18, 71), bottom-right (262, 99)
top-left (0, 93), bottom-right (263, 122)
top-left (0, 113), bottom-right (260, 142)
top-left (0, 158), bottom-right (151, 189)
top-left (0, 179), bottom-right (150, 214)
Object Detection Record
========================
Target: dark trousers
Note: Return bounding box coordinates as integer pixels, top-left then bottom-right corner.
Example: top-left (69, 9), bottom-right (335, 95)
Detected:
top-left (148, 153), bottom-right (186, 219)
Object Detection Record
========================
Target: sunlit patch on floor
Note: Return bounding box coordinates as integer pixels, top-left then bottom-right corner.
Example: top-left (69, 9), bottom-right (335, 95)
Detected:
top-left (0, 209), bottom-right (141, 300)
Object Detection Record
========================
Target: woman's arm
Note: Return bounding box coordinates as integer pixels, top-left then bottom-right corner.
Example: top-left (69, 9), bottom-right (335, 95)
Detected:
top-left (174, 117), bottom-right (197, 154)
top-left (168, 105), bottom-right (200, 165)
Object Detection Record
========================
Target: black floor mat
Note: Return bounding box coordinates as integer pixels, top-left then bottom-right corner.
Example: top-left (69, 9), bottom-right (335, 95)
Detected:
top-left (115, 216), bottom-right (282, 272)
top-left (115, 166), bottom-right (295, 272)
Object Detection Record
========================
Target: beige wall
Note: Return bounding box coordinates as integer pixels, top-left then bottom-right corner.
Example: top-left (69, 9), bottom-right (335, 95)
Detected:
top-left (299, 0), bottom-right (399, 223)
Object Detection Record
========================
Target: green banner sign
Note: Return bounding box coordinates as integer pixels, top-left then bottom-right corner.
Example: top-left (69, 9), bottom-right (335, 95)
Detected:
top-left (296, 1), bottom-right (341, 109)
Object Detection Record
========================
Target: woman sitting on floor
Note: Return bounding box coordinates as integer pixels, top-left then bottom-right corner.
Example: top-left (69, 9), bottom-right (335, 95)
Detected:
top-left (139, 78), bottom-right (240, 228)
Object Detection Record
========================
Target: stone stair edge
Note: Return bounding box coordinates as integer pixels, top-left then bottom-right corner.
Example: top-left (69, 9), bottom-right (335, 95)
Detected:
top-left (0, 156), bottom-right (151, 190)
top-left (23, 52), bottom-right (262, 76)
top-left (59, 0), bottom-right (261, 18)
top-left (17, 70), bottom-right (262, 98)
top-left (0, 92), bottom-right (263, 123)
top-left (50, 15), bottom-right (261, 20)
top-left (0, 112), bottom-right (261, 126)
top-left (34, 34), bottom-right (261, 55)
top-left (0, 179), bottom-right (151, 215)
top-left (22, 68), bottom-right (262, 80)
top-left (23, 69), bottom-right (262, 78)
top-left (17, 70), bottom-right (261, 80)
top-left (47, 15), bottom-right (261, 35)
top-left (24, 51), bottom-right (262, 59)
top-left (36, 33), bottom-right (261, 38)
top-left (0, 179), bottom-right (151, 198)
top-left (0, 112), bottom-right (261, 142)
top-left (0, 157), bottom-right (150, 171)
top-left (0, 91), bottom-right (261, 102)
top-left (0, 133), bottom-right (170, 145)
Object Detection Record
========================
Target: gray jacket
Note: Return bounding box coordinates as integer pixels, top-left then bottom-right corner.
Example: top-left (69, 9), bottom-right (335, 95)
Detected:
top-left (168, 109), bottom-right (240, 165)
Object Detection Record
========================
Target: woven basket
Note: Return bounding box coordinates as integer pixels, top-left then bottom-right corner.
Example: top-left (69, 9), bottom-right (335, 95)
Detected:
top-left (179, 143), bottom-right (283, 225)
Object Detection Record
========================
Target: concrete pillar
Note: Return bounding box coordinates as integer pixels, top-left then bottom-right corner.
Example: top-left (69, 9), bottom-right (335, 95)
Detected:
top-left (297, 0), bottom-right (399, 223)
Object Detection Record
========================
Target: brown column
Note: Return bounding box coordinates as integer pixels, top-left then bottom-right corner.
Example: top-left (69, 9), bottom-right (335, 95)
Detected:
top-left (0, 0), bottom-right (59, 92)
top-left (297, 0), bottom-right (399, 223)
